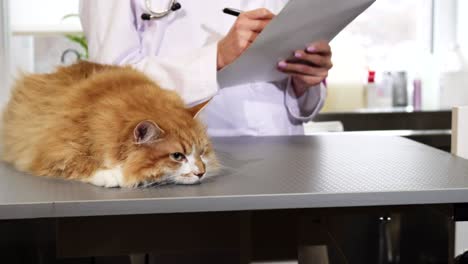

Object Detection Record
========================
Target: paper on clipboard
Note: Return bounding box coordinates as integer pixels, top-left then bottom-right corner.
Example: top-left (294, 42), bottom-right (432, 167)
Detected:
top-left (217, 0), bottom-right (375, 88)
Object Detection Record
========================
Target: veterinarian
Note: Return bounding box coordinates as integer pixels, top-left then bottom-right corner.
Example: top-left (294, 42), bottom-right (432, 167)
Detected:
top-left (79, 0), bottom-right (333, 136)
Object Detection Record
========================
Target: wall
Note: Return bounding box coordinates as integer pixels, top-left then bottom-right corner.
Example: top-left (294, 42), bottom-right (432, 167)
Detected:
top-left (9, 0), bottom-right (80, 75)
top-left (10, 0), bottom-right (79, 28)
top-left (0, 0), bottom-right (11, 108)
top-left (458, 0), bottom-right (468, 65)
top-left (5, 0), bottom-right (81, 108)
top-left (324, 0), bottom-right (433, 111)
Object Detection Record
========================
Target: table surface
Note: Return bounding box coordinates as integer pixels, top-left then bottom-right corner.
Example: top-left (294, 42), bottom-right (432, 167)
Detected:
top-left (1, 135), bottom-right (468, 220)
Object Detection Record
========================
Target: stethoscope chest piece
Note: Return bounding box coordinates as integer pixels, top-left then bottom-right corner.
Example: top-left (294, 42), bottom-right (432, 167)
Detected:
top-left (141, 0), bottom-right (182, 20)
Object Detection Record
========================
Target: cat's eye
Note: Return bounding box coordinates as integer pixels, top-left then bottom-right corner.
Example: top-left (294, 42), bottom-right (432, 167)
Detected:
top-left (170, 152), bottom-right (186, 162)
top-left (201, 145), bottom-right (209, 155)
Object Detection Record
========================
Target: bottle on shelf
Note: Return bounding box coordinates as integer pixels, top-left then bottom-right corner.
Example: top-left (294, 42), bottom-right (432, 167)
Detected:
top-left (365, 70), bottom-right (377, 108)
top-left (391, 71), bottom-right (408, 107)
top-left (413, 78), bottom-right (422, 111)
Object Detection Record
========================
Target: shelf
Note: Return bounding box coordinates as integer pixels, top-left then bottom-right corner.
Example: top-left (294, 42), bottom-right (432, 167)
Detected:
top-left (12, 24), bottom-right (82, 36)
top-left (321, 106), bottom-right (451, 114)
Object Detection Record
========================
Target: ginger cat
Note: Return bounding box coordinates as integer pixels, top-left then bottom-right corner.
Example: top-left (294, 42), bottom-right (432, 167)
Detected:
top-left (1, 61), bottom-right (218, 188)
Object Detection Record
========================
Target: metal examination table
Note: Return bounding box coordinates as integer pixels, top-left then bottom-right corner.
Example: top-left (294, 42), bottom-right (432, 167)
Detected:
top-left (1, 135), bottom-right (468, 263)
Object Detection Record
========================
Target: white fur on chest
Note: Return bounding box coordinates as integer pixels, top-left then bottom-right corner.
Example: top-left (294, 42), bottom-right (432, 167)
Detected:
top-left (86, 166), bottom-right (124, 188)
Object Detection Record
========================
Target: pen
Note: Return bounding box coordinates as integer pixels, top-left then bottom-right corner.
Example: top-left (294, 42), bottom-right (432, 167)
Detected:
top-left (223, 8), bottom-right (242, 17)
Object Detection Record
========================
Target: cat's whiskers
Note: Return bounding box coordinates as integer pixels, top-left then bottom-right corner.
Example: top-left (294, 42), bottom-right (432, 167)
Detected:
top-left (216, 161), bottom-right (240, 173)
top-left (137, 173), bottom-right (177, 188)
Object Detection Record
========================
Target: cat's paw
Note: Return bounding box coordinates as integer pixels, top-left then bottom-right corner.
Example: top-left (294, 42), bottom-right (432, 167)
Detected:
top-left (87, 166), bottom-right (124, 188)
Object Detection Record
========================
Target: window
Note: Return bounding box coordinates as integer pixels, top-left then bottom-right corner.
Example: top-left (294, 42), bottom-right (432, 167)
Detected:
top-left (0, 0), bottom-right (11, 106)
top-left (10, 0), bottom-right (81, 74)
top-left (324, 0), bottom-right (433, 111)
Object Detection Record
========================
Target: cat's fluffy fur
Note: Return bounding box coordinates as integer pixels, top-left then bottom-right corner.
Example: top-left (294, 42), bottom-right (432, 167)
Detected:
top-left (1, 61), bottom-right (218, 188)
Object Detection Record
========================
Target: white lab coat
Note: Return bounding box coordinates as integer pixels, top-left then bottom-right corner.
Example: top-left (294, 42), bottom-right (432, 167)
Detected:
top-left (79, 0), bottom-right (326, 136)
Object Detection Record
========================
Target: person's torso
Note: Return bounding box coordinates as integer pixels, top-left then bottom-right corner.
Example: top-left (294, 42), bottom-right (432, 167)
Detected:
top-left (133, 0), bottom-right (304, 136)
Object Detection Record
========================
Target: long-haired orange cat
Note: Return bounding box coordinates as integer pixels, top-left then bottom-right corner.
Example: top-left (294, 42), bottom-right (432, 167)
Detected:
top-left (1, 61), bottom-right (218, 188)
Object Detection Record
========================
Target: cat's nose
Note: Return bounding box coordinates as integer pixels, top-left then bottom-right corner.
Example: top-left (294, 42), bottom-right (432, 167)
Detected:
top-left (195, 172), bottom-right (205, 178)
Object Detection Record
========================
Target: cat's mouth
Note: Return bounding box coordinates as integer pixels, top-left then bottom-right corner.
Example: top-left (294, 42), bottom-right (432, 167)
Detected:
top-left (137, 178), bottom-right (174, 188)
top-left (137, 174), bottom-right (203, 188)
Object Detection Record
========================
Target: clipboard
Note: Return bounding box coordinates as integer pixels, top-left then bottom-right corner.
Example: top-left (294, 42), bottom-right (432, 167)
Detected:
top-left (217, 0), bottom-right (376, 88)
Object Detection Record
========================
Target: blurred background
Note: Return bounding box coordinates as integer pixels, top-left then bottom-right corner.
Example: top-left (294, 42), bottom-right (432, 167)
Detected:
top-left (0, 1), bottom-right (467, 263)
top-left (1, 1), bottom-right (467, 122)
top-left (0, 1), bottom-right (467, 113)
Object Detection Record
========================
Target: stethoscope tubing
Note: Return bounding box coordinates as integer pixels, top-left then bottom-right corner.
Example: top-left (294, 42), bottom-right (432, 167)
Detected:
top-left (142, 0), bottom-right (181, 20)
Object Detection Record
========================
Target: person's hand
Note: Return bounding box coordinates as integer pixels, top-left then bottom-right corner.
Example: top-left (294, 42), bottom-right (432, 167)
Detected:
top-left (217, 8), bottom-right (274, 70)
top-left (277, 41), bottom-right (333, 97)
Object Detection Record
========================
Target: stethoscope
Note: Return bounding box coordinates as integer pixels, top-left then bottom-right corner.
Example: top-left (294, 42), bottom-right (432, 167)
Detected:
top-left (141, 0), bottom-right (182, 20)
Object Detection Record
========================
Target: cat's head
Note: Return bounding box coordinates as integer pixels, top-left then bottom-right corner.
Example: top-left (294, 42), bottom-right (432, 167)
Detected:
top-left (122, 101), bottom-right (219, 188)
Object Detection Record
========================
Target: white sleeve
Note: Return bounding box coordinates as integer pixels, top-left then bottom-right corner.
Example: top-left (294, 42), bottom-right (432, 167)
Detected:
top-left (79, 0), bottom-right (218, 105)
top-left (284, 78), bottom-right (326, 122)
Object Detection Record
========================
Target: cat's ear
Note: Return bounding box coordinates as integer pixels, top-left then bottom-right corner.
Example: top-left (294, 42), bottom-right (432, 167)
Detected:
top-left (133, 120), bottom-right (164, 144)
top-left (187, 100), bottom-right (211, 119)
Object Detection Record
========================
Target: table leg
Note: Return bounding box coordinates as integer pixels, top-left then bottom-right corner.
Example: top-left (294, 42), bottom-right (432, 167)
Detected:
top-left (297, 216), bottom-right (330, 264)
top-left (239, 212), bottom-right (252, 264)
top-left (298, 245), bottom-right (329, 264)
top-left (129, 254), bottom-right (146, 264)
